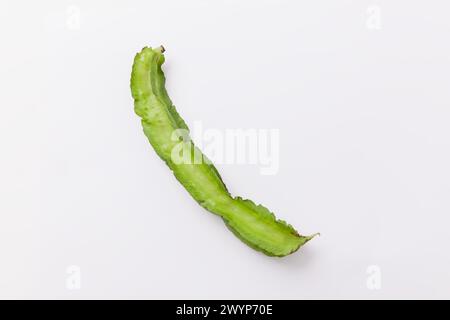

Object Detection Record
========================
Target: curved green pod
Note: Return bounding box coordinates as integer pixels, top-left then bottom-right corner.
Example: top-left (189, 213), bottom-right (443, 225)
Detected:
top-left (130, 46), bottom-right (316, 257)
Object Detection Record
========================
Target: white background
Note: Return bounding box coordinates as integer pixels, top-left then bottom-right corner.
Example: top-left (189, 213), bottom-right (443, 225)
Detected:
top-left (1, 0), bottom-right (450, 299)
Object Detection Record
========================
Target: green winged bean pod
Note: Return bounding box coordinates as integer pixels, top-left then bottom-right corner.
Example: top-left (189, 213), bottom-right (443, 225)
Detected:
top-left (130, 46), bottom-right (316, 257)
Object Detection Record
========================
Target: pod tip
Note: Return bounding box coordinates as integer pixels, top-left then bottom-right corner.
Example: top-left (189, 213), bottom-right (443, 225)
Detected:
top-left (157, 45), bottom-right (165, 53)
